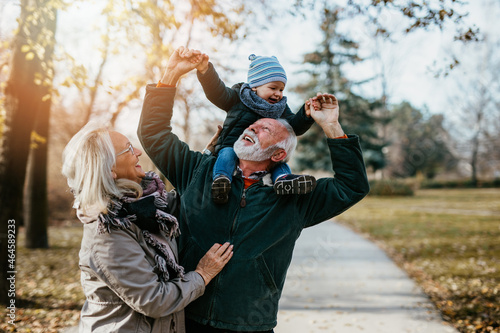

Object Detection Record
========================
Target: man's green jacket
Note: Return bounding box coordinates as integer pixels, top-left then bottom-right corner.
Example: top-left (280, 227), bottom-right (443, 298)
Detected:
top-left (138, 84), bottom-right (370, 331)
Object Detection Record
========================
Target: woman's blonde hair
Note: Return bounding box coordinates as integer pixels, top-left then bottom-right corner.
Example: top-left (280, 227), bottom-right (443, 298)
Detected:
top-left (62, 122), bottom-right (142, 213)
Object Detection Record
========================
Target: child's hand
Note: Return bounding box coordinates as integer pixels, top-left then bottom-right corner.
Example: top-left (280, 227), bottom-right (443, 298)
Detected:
top-left (197, 54), bottom-right (210, 74)
top-left (304, 94), bottom-right (323, 117)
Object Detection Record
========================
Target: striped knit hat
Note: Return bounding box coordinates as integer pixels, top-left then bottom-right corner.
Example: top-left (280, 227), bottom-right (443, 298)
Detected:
top-left (247, 54), bottom-right (287, 88)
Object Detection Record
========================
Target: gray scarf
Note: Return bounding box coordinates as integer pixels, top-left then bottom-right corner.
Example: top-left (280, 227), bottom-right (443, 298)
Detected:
top-left (97, 172), bottom-right (184, 281)
top-left (239, 83), bottom-right (287, 119)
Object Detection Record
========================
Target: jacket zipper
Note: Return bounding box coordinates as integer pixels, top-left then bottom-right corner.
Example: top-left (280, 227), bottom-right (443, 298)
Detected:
top-left (240, 188), bottom-right (247, 208)
top-left (229, 187), bottom-right (246, 236)
top-left (210, 184), bottom-right (255, 320)
top-left (209, 184), bottom-right (246, 320)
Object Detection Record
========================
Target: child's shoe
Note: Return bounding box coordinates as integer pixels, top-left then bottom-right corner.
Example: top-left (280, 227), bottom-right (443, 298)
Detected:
top-left (274, 174), bottom-right (316, 195)
top-left (212, 176), bottom-right (231, 204)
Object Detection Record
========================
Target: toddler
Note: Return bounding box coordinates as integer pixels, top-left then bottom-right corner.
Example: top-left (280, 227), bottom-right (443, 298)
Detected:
top-left (196, 53), bottom-right (317, 204)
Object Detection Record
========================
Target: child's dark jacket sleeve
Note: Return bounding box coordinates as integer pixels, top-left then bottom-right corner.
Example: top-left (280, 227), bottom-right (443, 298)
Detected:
top-left (281, 104), bottom-right (315, 136)
top-left (196, 62), bottom-right (239, 112)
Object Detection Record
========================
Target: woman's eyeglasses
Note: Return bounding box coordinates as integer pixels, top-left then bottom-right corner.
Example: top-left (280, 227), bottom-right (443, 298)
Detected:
top-left (116, 144), bottom-right (135, 156)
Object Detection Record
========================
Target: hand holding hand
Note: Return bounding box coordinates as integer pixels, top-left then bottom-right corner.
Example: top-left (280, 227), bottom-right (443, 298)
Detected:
top-left (160, 46), bottom-right (205, 85)
top-left (178, 47), bottom-right (209, 74)
top-left (306, 93), bottom-right (345, 138)
top-left (304, 95), bottom-right (321, 117)
top-left (195, 242), bottom-right (233, 285)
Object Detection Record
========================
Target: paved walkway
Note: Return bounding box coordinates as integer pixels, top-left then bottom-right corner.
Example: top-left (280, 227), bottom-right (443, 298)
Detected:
top-left (275, 221), bottom-right (458, 333)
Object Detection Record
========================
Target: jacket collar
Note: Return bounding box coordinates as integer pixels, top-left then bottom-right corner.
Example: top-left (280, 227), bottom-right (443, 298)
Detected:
top-left (234, 166), bottom-right (273, 187)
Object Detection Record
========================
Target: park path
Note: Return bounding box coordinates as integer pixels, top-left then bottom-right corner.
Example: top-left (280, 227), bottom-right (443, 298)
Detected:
top-left (274, 220), bottom-right (458, 333)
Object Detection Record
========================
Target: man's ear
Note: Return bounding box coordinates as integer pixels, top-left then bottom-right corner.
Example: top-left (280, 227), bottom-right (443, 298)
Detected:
top-left (271, 149), bottom-right (287, 163)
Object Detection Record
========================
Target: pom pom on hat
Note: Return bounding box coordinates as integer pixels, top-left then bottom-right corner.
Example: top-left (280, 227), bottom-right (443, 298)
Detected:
top-left (247, 54), bottom-right (287, 88)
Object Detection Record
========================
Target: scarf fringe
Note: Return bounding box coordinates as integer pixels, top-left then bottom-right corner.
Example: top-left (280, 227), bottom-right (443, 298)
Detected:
top-left (156, 210), bottom-right (180, 239)
top-left (143, 230), bottom-right (185, 280)
top-left (155, 255), bottom-right (170, 281)
top-left (97, 199), bottom-right (136, 234)
top-left (153, 192), bottom-right (167, 208)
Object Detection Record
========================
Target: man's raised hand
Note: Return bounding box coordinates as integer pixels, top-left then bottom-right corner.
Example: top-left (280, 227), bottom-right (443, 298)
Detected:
top-left (306, 93), bottom-right (345, 139)
top-left (161, 46), bottom-right (204, 85)
top-left (178, 47), bottom-right (209, 74)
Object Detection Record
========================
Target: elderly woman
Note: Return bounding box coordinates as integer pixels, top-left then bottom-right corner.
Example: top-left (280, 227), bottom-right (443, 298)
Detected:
top-left (62, 123), bottom-right (233, 333)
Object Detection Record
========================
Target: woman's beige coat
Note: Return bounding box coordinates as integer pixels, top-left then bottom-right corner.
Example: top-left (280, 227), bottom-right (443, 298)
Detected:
top-left (77, 210), bottom-right (205, 333)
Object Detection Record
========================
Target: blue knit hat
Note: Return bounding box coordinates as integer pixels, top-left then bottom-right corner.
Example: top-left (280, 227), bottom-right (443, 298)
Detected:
top-left (247, 54), bottom-right (287, 88)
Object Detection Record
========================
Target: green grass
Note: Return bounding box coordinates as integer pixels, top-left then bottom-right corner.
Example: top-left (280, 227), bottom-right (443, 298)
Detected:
top-left (339, 188), bottom-right (500, 333)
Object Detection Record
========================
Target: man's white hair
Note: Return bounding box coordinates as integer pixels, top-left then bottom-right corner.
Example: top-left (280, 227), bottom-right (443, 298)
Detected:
top-left (272, 119), bottom-right (297, 163)
top-left (61, 122), bottom-right (141, 213)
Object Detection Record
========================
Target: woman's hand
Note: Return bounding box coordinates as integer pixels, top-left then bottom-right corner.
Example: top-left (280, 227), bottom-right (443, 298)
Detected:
top-left (195, 242), bottom-right (233, 285)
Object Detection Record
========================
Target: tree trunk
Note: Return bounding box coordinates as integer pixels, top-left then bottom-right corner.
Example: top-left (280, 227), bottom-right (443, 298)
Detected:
top-left (24, 104), bottom-right (51, 248)
top-left (470, 91), bottom-right (486, 187)
top-left (0, 0), bottom-right (54, 304)
top-left (24, 143), bottom-right (49, 248)
top-left (23, 5), bottom-right (57, 249)
top-left (471, 133), bottom-right (479, 187)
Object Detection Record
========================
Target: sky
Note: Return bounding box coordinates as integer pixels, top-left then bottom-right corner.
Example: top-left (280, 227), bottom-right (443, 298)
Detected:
top-left (250, 0), bottom-right (498, 115)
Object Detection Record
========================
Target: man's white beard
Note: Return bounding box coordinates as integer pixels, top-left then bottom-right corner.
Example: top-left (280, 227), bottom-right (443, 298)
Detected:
top-left (233, 130), bottom-right (276, 162)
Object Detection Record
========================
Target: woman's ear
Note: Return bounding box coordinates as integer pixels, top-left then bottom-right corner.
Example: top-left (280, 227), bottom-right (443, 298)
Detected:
top-left (111, 170), bottom-right (117, 179)
top-left (271, 149), bottom-right (287, 163)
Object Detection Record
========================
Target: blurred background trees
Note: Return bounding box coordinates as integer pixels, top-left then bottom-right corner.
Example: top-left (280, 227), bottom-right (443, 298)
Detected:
top-left (444, 31), bottom-right (500, 187)
top-left (0, 0), bottom-right (59, 304)
top-left (293, 4), bottom-right (388, 173)
top-left (384, 102), bottom-right (457, 179)
top-left (1, 0), bottom-right (499, 305)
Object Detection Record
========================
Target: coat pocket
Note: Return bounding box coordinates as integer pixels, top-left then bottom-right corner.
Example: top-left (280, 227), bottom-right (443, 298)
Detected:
top-left (212, 255), bottom-right (280, 328)
top-left (255, 255), bottom-right (279, 294)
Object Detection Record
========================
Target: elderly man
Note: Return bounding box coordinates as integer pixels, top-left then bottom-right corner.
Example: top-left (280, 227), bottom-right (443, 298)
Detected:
top-left (138, 48), bottom-right (370, 333)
